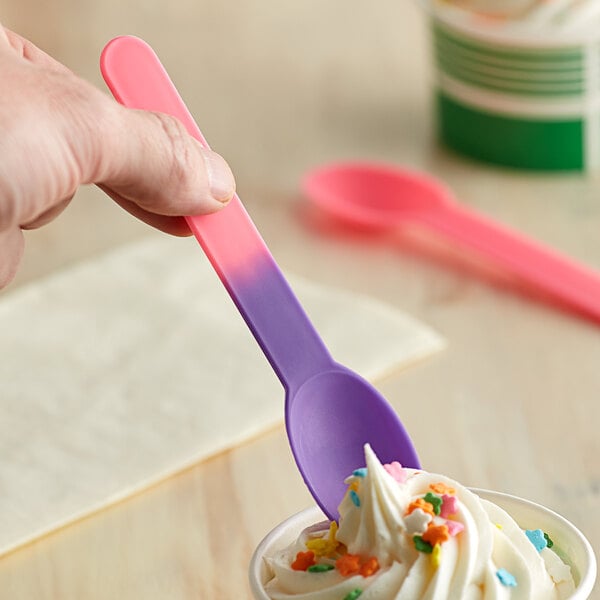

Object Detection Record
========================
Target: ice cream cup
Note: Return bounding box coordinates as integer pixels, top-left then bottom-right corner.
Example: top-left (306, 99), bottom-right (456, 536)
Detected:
top-left (419, 2), bottom-right (600, 171)
top-left (249, 489), bottom-right (597, 599)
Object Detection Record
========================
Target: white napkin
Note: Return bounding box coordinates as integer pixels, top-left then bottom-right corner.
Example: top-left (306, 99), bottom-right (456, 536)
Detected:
top-left (0, 235), bottom-right (444, 557)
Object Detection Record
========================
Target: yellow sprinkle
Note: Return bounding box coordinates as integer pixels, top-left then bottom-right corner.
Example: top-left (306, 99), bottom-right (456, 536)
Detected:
top-left (431, 544), bottom-right (442, 568)
top-left (349, 480), bottom-right (360, 493)
top-left (306, 522), bottom-right (341, 558)
top-left (328, 521), bottom-right (338, 542)
top-left (495, 523), bottom-right (503, 530)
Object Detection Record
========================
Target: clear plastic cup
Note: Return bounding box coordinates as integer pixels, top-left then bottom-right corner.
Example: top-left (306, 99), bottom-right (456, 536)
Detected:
top-left (249, 488), bottom-right (597, 599)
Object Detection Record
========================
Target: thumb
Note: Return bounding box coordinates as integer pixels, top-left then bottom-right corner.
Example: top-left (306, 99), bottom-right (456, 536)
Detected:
top-left (92, 105), bottom-right (235, 217)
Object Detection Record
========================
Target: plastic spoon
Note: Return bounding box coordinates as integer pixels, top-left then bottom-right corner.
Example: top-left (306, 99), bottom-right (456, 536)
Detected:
top-left (100, 37), bottom-right (419, 520)
top-left (303, 162), bottom-right (600, 323)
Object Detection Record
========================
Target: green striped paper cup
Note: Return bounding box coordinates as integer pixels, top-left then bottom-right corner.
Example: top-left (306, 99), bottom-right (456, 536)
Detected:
top-left (427, 11), bottom-right (600, 170)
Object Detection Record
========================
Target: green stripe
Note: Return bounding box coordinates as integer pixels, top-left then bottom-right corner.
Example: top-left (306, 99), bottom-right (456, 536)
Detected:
top-left (436, 48), bottom-right (585, 85)
top-left (434, 23), bottom-right (583, 64)
top-left (434, 39), bottom-right (584, 75)
top-left (438, 58), bottom-right (585, 96)
top-left (437, 92), bottom-right (584, 170)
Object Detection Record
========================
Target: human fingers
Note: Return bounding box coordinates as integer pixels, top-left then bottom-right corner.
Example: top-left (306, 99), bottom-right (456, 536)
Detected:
top-left (93, 107), bottom-right (236, 216)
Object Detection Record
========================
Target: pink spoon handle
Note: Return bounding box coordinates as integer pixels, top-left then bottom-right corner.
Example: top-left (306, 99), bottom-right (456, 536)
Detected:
top-left (100, 36), bottom-right (335, 390)
top-left (417, 202), bottom-right (600, 320)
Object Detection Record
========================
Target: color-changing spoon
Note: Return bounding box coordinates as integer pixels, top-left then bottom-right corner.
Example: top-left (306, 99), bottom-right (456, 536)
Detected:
top-left (100, 36), bottom-right (419, 520)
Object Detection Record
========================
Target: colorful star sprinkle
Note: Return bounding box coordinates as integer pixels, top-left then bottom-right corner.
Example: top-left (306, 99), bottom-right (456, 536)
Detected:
top-left (359, 557), bottom-right (380, 577)
top-left (445, 520), bottom-right (465, 536)
top-left (525, 529), bottom-right (548, 552)
top-left (430, 482), bottom-right (456, 495)
top-left (384, 461), bottom-right (408, 483)
top-left (407, 497), bottom-right (436, 517)
top-left (353, 468), bottom-right (368, 478)
top-left (423, 493), bottom-right (443, 515)
top-left (336, 554), bottom-right (362, 576)
top-left (413, 535), bottom-right (434, 554)
top-left (440, 494), bottom-right (458, 518)
top-left (422, 524), bottom-right (450, 547)
top-left (291, 550), bottom-right (315, 571)
top-left (496, 568), bottom-right (517, 587)
top-left (349, 490), bottom-right (361, 507)
top-left (334, 554), bottom-right (379, 578)
top-left (405, 508), bottom-right (432, 535)
top-left (544, 532), bottom-right (554, 549)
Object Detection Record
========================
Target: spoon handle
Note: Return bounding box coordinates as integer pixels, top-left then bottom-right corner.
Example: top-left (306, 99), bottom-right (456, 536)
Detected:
top-left (100, 36), bottom-right (335, 391)
top-left (420, 203), bottom-right (600, 321)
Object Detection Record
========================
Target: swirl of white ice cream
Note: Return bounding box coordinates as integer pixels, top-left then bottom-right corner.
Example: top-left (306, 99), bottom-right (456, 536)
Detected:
top-left (264, 445), bottom-right (575, 600)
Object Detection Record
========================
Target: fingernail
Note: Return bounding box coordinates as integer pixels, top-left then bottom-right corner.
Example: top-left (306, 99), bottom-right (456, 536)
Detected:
top-left (201, 148), bottom-right (235, 203)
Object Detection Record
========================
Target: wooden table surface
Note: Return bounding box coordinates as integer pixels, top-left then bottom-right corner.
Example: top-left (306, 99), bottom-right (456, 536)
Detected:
top-left (1, 0), bottom-right (599, 597)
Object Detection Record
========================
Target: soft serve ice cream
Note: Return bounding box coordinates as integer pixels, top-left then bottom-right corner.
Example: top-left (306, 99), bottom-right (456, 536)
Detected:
top-left (263, 445), bottom-right (575, 599)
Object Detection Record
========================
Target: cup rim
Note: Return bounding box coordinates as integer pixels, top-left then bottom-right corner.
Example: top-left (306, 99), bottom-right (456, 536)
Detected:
top-left (417, 0), bottom-right (600, 47)
top-left (249, 488), bottom-right (597, 600)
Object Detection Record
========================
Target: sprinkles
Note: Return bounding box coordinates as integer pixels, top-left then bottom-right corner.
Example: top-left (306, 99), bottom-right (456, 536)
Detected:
top-left (544, 532), bottom-right (554, 549)
top-left (384, 461), bottom-right (408, 483)
top-left (353, 468), bottom-right (368, 478)
top-left (291, 550), bottom-right (315, 571)
top-left (525, 529), bottom-right (548, 552)
top-left (350, 490), bottom-right (361, 507)
top-left (423, 492), bottom-right (443, 515)
top-left (413, 535), bottom-right (434, 554)
top-left (496, 568), bottom-right (517, 587)
top-left (343, 590), bottom-right (363, 600)
top-left (307, 564), bottom-right (334, 573)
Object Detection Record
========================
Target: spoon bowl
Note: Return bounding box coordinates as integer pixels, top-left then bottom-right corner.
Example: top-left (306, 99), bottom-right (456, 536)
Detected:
top-left (101, 38), bottom-right (420, 520)
top-left (304, 162), bottom-right (454, 230)
top-left (288, 367), bottom-right (418, 518)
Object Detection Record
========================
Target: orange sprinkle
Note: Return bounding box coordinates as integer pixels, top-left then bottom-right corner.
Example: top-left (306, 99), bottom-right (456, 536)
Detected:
top-left (360, 557), bottom-right (380, 577)
top-left (336, 554), bottom-right (362, 576)
top-left (292, 550), bottom-right (315, 571)
top-left (430, 482), bottom-right (456, 495)
top-left (422, 524), bottom-right (450, 547)
top-left (406, 498), bottom-right (435, 517)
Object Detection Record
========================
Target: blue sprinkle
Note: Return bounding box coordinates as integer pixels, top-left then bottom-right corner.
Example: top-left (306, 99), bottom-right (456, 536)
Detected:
top-left (353, 468), bottom-right (368, 478)
top-left (525, 529), bottom-right (547, 552)
top-left (350, 490), bottom-right (361, 507)
top-left (496, 568), bottom-right (517, 587)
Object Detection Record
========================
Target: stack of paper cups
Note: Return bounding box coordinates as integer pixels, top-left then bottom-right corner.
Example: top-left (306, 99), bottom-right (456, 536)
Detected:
top-left (424, 4), bottom-right (600, 170)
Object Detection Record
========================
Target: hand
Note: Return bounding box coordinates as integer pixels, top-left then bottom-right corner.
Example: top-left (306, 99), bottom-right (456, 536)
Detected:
top-left (0, 26), bottom-right (235, 288)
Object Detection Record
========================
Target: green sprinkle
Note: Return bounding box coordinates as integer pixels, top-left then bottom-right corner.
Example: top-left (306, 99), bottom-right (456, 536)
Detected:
top-left (544, 532), bottom-right (554, 549)
top-left (343, 590), bottom-right (363, 600)
top-left (423, 493), bottom-right (442, 515)
top-left (307, 563), bottom-right (334, 573)
top-left (413, 535), bottom-right (434, 553)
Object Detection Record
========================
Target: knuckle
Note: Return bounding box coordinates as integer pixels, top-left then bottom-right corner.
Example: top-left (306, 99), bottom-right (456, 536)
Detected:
top-left (151, 112), bottom-right (195, 189)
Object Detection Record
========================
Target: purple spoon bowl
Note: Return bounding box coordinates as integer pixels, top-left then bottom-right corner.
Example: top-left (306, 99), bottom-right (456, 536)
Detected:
top-left (100, 36), bottom-right (420, 520)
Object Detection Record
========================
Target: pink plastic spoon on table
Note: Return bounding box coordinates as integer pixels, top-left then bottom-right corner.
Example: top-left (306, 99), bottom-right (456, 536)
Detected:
top-left (304, 162), bottom-right (600, 323)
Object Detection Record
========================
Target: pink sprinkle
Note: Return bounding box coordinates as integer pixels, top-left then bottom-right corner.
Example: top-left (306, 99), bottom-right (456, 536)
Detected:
top-left (384, 461), bottom-right (408, 483)
top-left (446, 520), bottom-right (465, 536)
top-left (440, 494), bottom-right (458, 518)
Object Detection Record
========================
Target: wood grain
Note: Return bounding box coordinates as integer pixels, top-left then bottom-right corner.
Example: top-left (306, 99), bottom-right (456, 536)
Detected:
top-left (1, 0), bottom-right (599, 597)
